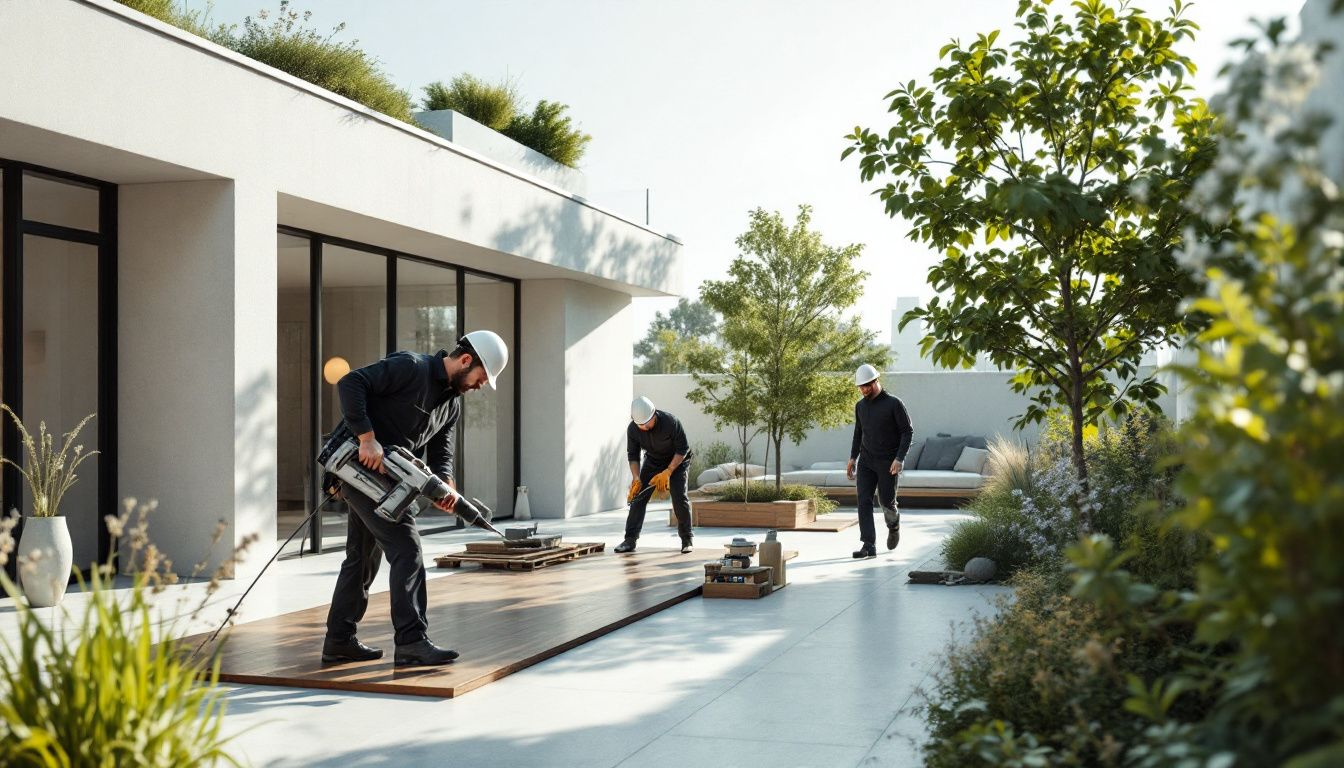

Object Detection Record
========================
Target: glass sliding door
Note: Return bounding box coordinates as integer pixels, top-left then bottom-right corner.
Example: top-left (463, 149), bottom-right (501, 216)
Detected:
top-left (462, 272), bottom-right (516, 519)
top-left (276, 232), bottom-right (313, 553)
top-left (21, 235), bottom-right (100, 569)
top-left (396, 258), bottom-right (457, 355)
top-left (275, 226), bottom-right (519, 552)
top-left (317, 243), bottom-right (388, 546)
top-left (396, 257), bottom-right (459, 531)
top-left (1, 162), bottom-right (115, 579)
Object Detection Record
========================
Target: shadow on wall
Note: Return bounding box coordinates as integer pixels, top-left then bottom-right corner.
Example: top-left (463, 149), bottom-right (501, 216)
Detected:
top-left (563, 435), bottom-right (629, 519)
top-left (226, 370), bottom-right (277, 577)
top-left (489, 191), bottom-right (677, 292)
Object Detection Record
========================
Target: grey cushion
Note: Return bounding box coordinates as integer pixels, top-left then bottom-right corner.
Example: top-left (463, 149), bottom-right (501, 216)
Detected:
top-left (953, 446), bottom-right (990, 474)
top-left (919, 435), bottom-right (968, 470)
top-left (902, 440), bottom-right (924, 468)
top-left (965, 435), bottom-right (988, 450)
top-left (898, 470), bottom-right (986, 489)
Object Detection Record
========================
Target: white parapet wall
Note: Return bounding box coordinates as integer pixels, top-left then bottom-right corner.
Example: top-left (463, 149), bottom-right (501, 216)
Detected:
top-left (636, 369), bottom-right (1177, 472)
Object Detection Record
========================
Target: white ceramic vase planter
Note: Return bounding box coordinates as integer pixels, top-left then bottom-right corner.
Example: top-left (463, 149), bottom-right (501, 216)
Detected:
top-left (18, 516), bottom-right (74, 608)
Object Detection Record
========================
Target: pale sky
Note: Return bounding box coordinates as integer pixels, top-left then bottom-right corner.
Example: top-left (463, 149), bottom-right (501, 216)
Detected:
top-left (198, 0), bottom-right (1303, 343)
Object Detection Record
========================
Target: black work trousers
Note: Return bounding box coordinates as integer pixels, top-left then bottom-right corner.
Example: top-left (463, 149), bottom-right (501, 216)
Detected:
top-left (325, 488), bottom-right (429, 647)
top-left (855, 460), bottom-right (900, 547)
top-left (625, 461), bottom-right (692, 543)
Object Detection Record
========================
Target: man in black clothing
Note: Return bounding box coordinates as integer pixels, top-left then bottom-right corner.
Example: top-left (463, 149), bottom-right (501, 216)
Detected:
top-left (616, 396), bottom-right (694, 554)
top-left (320, 330), bottom-right (509, 667)
top-left (846, 364), bottom-right (914, 559)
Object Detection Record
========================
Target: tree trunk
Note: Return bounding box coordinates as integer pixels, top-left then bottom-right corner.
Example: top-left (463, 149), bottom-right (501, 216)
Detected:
top-left (773, 433), bottom-right (784, 495)
top-left (1069, 368), bottom-right (1091, 532)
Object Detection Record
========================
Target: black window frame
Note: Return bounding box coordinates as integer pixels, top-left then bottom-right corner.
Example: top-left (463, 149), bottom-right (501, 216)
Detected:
top-left (277, 225), bottom-right (521, 554)
top-left (1, 158), bottom-right (118, 581)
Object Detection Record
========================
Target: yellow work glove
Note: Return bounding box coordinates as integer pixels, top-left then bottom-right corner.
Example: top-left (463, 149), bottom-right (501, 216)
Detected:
top-left (651, 469), bottom-right (673, 498)
top-left (627, 479), bottom-right (642, 502)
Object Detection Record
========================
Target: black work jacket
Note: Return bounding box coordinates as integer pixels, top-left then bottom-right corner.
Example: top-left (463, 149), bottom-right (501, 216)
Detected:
top-left (850, 390), bottom-right (914, 467)
top-left (323, 350), bottom-right (460, 482)
top-left (626, 410), bottom-right (692, 470)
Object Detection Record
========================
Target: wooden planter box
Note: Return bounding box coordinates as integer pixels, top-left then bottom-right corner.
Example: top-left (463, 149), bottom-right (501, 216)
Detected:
top-left (670, 499), bottom-right (817, 529)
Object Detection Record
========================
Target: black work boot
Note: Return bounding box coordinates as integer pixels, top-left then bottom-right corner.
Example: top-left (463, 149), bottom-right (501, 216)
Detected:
top-left (321, 636), bottom-right (384, 663)
top-left (852, 545), bottom-right (877, 559)
top-left (394, 639), bottom-right (460, 666)
top-left (680, 538), bottom-right (694, 554)
top-left (614, 540), bottom-right (637, 553)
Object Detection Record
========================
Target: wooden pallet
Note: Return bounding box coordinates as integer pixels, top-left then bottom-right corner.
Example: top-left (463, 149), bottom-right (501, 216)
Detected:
top-left (434, 542), bottom-right (605, 571)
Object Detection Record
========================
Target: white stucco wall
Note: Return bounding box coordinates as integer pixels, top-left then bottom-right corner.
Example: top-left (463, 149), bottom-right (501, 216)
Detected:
top-left (119, 180), bottom-right (278, 576)
top-left (520, 279), bottom-right (633, 518)
top-left (413, 110), bottom-right (589, 197)
top-left (0, 0), bottom-right (679, 296)
top-left (0, 0), bottom-right (687, 572)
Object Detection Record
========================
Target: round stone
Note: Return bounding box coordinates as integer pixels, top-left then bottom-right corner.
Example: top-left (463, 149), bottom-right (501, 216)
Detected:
top-left (963, 557), bottom-right (998, 582)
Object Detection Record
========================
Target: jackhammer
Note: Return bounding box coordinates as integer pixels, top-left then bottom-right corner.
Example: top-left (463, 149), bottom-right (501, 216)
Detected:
top-left (194, 437), bottom-right (501, 657)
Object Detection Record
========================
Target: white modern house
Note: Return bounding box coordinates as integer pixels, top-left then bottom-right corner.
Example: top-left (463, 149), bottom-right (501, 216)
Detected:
top-left (0, 0), bottom-right (682, 577)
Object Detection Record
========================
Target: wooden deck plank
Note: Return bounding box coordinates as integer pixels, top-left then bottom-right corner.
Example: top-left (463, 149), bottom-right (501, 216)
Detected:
top-left (178, 547), bottom-right (705, 698)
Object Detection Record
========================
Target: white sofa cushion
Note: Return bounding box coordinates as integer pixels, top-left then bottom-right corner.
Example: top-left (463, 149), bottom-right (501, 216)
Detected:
top-left (953, 446), bottom-right (990, 475)
top-left (809, 460), bottom-right (849, 470)
top-left (899, 470), bottom-right (986, 489)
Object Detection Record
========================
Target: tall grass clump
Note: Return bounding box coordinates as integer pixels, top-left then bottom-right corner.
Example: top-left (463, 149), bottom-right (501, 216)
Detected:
top-left (421, 74), bottom-right (519, 130)
top-left (116, 0), bottom-right (413, 123)
top-left (0, 501), bottom-right (255, 766)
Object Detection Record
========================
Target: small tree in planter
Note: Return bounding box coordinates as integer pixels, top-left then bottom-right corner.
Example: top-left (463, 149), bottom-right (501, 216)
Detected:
top-left (701, 206), bottom-right (884, 494)
top-left (1, 405), bottom-right (96, 608)
top-left (687, 344), bottom-right (765, 502)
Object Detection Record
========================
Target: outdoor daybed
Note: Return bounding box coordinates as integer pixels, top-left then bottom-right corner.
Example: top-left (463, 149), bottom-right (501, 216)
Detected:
top-left (695, 434), bottom-right (992, 504)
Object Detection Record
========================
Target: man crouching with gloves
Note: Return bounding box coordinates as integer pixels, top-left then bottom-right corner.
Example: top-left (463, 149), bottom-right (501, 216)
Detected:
top-left (321, 330), bottom-right (509, 666)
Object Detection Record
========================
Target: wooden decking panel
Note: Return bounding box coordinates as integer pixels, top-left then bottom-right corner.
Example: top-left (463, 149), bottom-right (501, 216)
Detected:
top-left (180, 547), bottom-right (705, 698)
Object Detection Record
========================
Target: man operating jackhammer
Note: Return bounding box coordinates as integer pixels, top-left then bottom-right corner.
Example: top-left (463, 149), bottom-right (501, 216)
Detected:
top-left (615, 396), bottom-right (694, 554)
top-left (847, 364), bottom-right (915, 559)
top-left (320, 330), bottom-right (509, 666)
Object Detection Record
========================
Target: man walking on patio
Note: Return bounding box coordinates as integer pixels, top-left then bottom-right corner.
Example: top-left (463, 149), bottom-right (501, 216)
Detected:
top-left (846, 364), bottom-right (914, 559)
top-left (320, 330), bottom-right (509, 667)
top-left (616, 396), bottom-right (694, 554)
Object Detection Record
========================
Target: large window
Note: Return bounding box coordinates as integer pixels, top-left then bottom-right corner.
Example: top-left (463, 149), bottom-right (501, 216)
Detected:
top-left (1, 161), bottom-right (116, 577)
top-left (463, 273), bottom-right (516, 521)
top-left (276, 229), bottom-right (519, 553)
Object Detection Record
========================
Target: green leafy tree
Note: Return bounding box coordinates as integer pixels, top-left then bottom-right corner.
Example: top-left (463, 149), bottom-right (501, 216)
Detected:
top-left (502, 99), bottom-right (592, 168)
top-left (634, 299), bottom-right (720, 374)
top-left (844, 0), bottom-right (1216, 491)
top-left (686, 345), bottom-right (763, 500)
top-left (420, 74), bottom-right (519, 130)
top-left (701, 206), bottom-right (883, 493)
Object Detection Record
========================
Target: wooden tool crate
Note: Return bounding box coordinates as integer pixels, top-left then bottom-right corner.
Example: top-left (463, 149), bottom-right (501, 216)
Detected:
top-left (702, 564), bottom-right (774, 599)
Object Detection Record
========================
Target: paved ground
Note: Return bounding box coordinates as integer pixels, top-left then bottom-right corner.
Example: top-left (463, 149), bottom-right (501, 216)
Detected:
top-left (1, 504), bottom-right (1009, 767)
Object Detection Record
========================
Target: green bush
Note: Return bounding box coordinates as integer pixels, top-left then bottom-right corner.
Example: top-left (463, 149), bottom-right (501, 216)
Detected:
top-left (687, 440), bottom-right (737, 490)
top-left (117, 0), bottom-right (414, 123)
top-left (923, 565), bottom-right (1205, 767)
top-left (228, 2), bottom-right (413, 122)
top-left (710, 481), bottom-right (837, 516)
top-left (943, 415), bottom-right (1187, 580)
top-left (502, 100), bottom-right (591, 168)
top-left (0, 503), bottom-right (246, 767)
top-left (421, 75), bottom-right (518, 130)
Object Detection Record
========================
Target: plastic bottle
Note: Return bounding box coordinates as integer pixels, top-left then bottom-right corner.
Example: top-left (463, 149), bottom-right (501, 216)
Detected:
top-left (760, 529), bottom-right (784, 587)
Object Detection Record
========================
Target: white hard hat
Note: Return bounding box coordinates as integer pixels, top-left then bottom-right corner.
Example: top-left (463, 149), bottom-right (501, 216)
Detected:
top-left (463, 330), bottom-right (509, 389)
top-left (631, 396), bottom-right (656, 425)
top-left (855, 363), bottom-right (880, 386)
